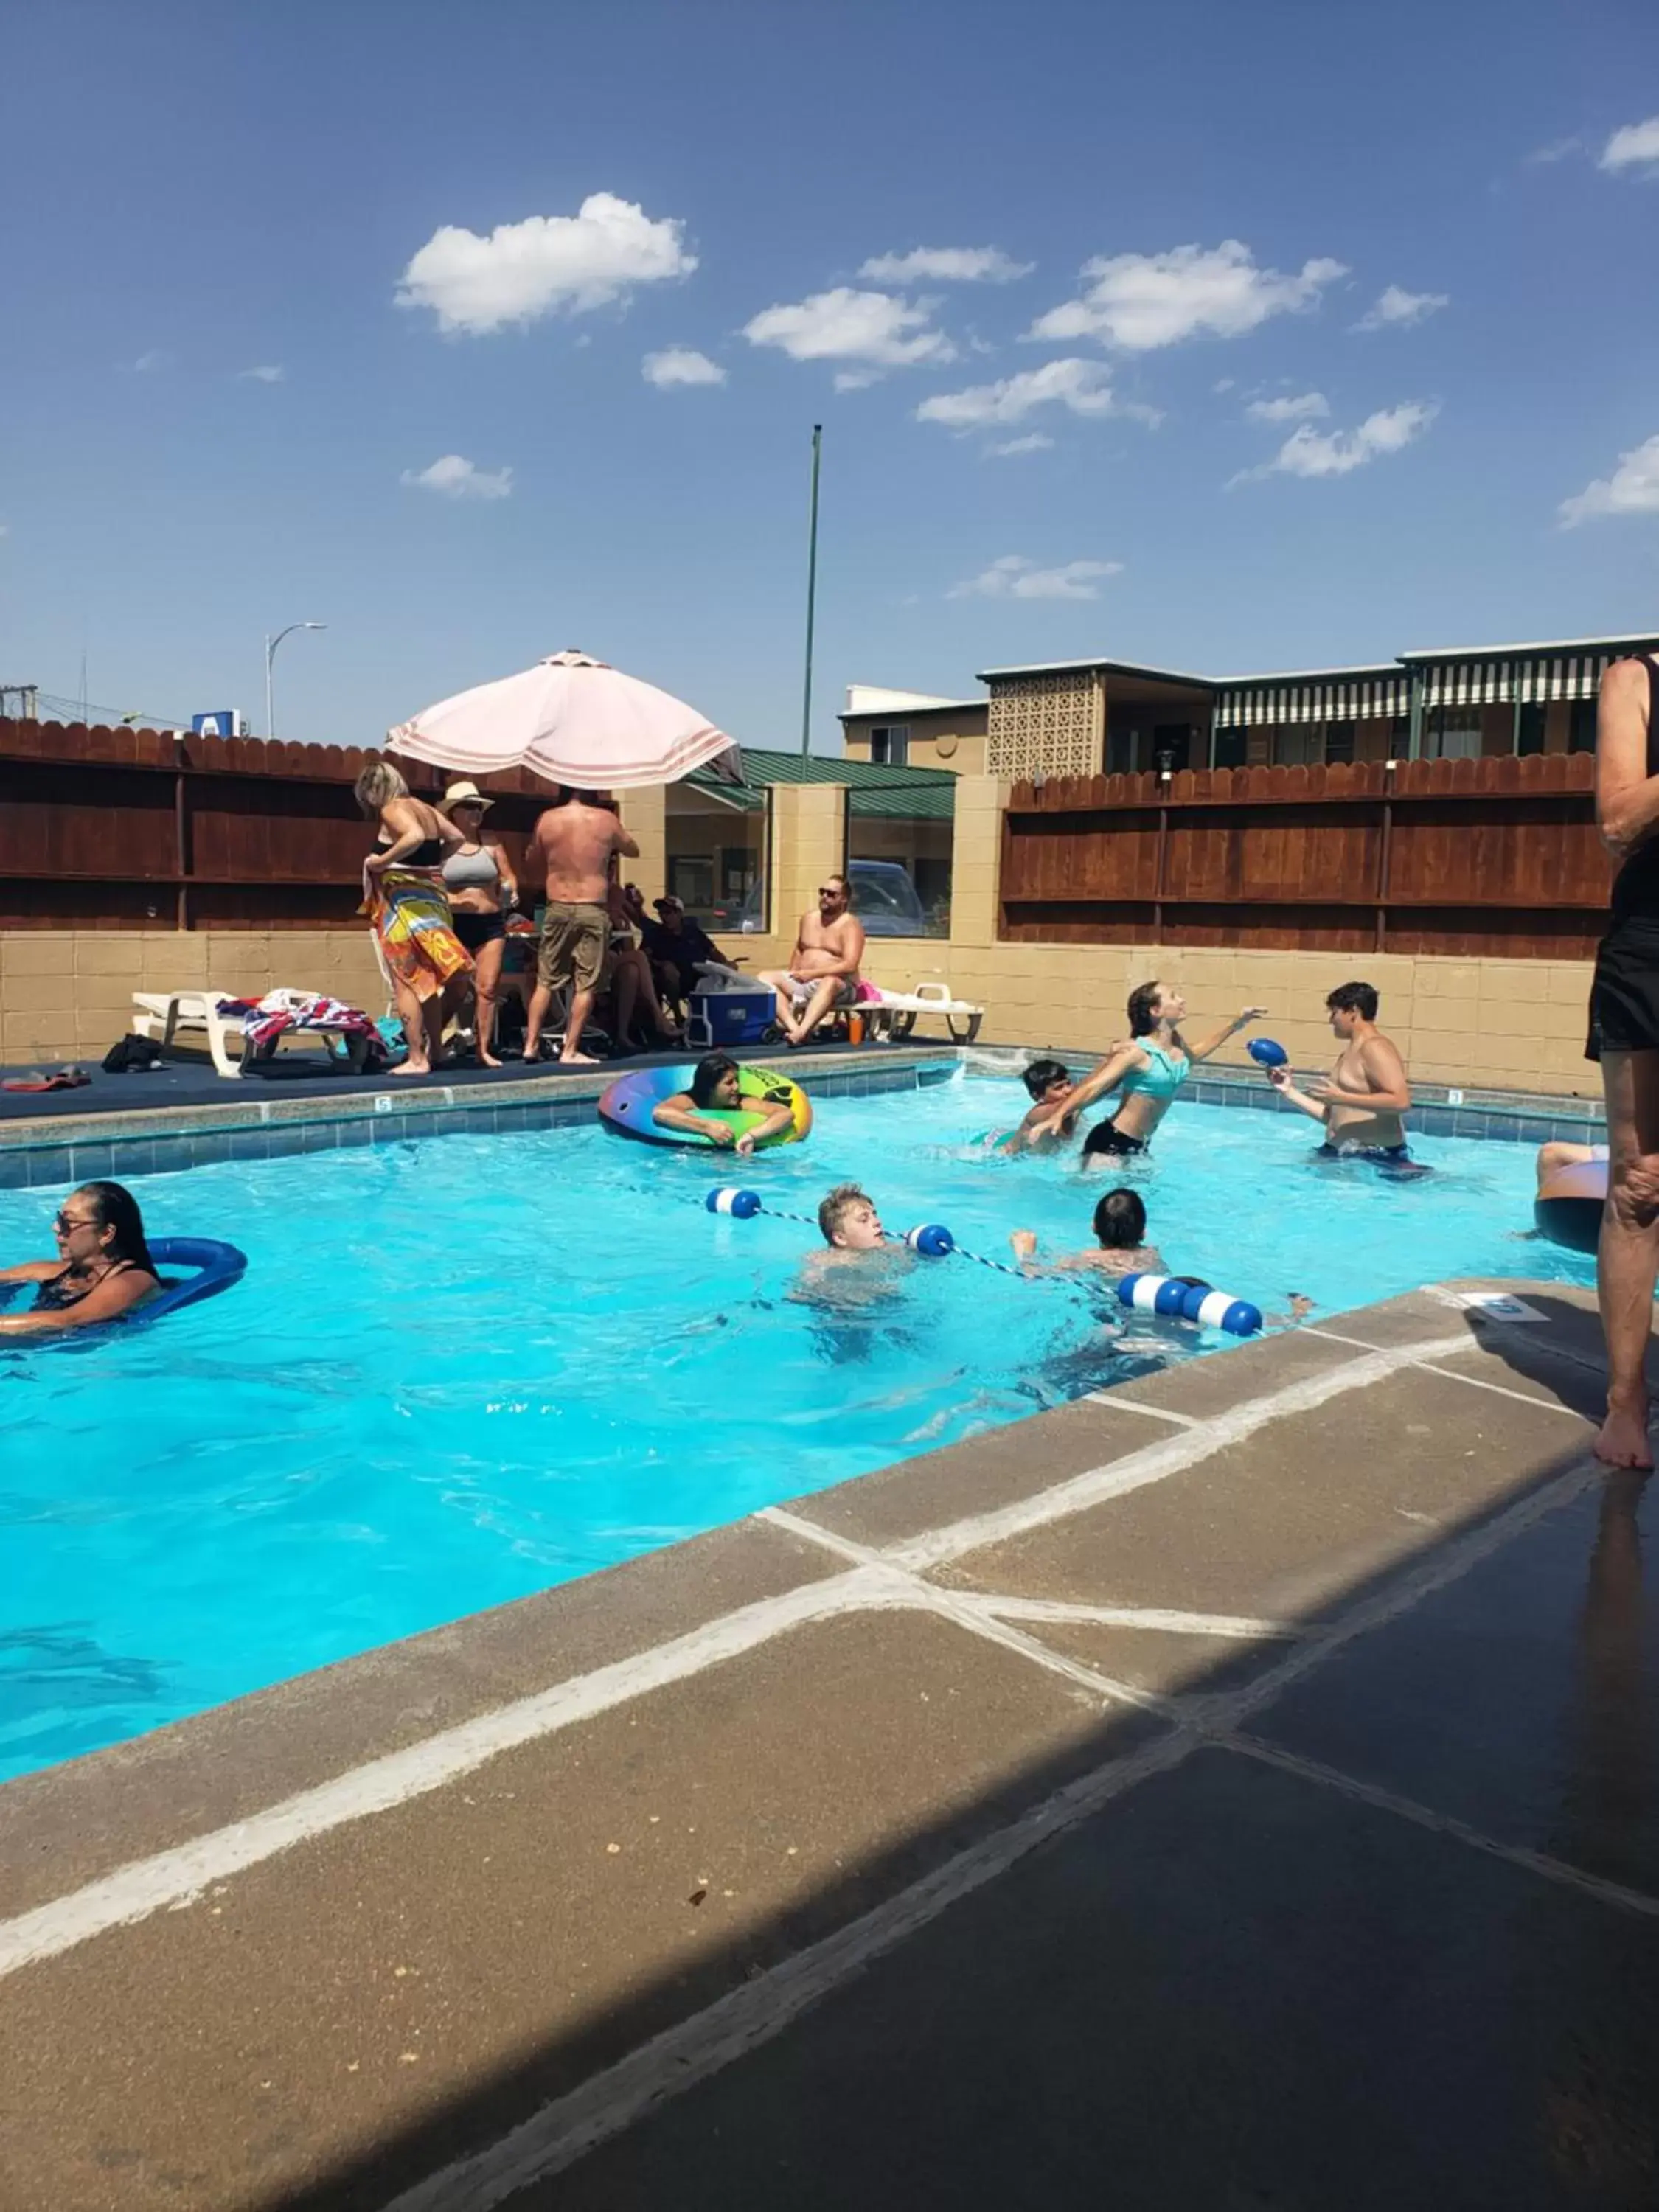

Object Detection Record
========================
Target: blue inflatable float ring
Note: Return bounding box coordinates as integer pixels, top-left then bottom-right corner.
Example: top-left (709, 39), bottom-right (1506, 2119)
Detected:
top-left (142, 1237), bottom-right (248, 1320)
top-left (1116, 1271), bottom-right (1262, 1337)
top-left (1247, 1037), bottom-right (1288, 1069)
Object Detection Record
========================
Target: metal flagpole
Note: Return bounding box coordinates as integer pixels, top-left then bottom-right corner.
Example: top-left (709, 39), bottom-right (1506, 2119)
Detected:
top-left (800, 424), bottom-right (821, 759)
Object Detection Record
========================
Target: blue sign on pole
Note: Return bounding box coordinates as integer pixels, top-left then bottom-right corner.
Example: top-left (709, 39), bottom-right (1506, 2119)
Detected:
top-left (192, 710), bottom-right (244, 737)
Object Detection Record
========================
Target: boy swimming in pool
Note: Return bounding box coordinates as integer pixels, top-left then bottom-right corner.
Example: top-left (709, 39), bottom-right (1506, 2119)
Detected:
top-left (651, 1051), bottom-right (796, 1155)
top-left (1008, 1186), bottom-right (1164, 1277)
top-left (999, 1057), bottom-right (1076, 1155)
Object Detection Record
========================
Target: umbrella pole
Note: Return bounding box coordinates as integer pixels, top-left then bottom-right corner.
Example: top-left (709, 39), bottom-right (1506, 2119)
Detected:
top-left (799, 423), bottom-right (821, 760)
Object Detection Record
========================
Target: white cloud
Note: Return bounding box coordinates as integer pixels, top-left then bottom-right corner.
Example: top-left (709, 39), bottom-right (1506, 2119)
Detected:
top-left (917, 356), bottom-right (1130, 429)
top-left (1559, 433), bottom-right (1659, 526)
top-left (130, 349), bottom-right (167, 372)
top-left (1213, 377), bottom-right (1236, 394)
top-left (1231, 400), bottom-right (1437, 485)
top-left (858, 245), bottom-right (1032, 284)
top-left (239, 364), bottom-right (285, 383)
top-left (397, 193), bottom-right (696, 335)
top-left (1245, 390), bottom-right (1329, 422)
top-left (1027, 240), bottom-right (1347, 352)
top-left (642, 347), bottom-right (726, 388)
top-left (400, 453), bottom-right (514, 501)
top-left (949, 553), bottom-right (1124, 601)
top-left (989, 433), bottom-right (1054, 456)
top-left (742, 287), bottom-right (953, 377)
top-left (1526, 135), bottom-right (1582, 165)
top-left (1353, 284), bottom-right (1449, 331)
top-left (1600, 116), bottom-right (1659, 173)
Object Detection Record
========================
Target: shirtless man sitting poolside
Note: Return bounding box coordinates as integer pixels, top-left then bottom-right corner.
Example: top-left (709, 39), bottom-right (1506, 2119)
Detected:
top-left (521, 790), bottom-right (639, 1065)
top-left (758, 874), bottom-right (866, 1048)
top-left (1265, 980), bottom-right (1422, 1172)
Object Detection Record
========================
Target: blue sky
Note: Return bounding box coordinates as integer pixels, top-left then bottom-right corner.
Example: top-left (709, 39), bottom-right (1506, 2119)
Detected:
top-left (3, 0), bottom-right (1658, 749)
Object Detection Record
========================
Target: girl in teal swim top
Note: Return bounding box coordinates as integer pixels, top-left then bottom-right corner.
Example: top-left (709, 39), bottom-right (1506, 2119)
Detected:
top-left (1044, 980), bottom-right (1267, 1164)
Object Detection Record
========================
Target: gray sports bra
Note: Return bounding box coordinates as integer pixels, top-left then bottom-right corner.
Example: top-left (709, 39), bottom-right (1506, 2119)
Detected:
top-left (442, 843), bottom-right (501, 891)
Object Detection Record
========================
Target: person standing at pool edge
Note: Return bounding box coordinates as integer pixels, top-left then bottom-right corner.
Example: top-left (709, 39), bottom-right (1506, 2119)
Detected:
top-left (1587, 645), bottom-right (1659, 1469)
top-left (521, 790), bottom-right (639, 1065)
top-left (1264, 982), bottom-right (1418, 1169)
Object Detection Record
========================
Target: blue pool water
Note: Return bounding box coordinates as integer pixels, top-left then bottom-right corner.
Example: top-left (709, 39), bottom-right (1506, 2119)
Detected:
top-left (0, 1070), bottom-right (1592, 1781)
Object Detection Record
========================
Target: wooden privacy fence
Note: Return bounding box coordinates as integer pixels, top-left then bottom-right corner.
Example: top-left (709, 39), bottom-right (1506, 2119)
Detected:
top-left (1001, 753), bottom-right (1609, 959)
top-left (0, 719), bottom-right (568, 930)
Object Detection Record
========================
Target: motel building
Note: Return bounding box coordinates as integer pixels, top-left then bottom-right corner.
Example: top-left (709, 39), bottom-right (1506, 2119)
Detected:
top-left (840, 633), bottom-right (1658, 784)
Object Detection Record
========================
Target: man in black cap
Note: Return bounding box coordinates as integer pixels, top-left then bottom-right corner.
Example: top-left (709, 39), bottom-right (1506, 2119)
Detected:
top-left (639, 891), bottom-right (733, 1016)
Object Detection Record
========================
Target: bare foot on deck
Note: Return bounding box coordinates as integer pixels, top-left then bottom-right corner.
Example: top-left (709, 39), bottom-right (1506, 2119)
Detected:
top-left (557, 1051), bottom-right (602, 1066)
top-left (390, 1062), bottom-right (431, 1078)
top-left (1594, 1396), bottom-right (1655, 1470)
top-left (479, 1053), bottom-right (503, 1069)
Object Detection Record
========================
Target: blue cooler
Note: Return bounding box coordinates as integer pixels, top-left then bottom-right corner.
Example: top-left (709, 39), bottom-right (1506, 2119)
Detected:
top-left (687, 985), bottom-right (776, 1048)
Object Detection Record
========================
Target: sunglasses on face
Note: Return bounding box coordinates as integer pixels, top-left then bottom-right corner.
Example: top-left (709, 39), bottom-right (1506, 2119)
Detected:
top-left (53, 1211), bottom-right (94, 1235)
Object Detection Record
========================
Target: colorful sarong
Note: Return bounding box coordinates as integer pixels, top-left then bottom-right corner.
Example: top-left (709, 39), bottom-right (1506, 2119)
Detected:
top-left (364, 867), bottom-right (472, 1003)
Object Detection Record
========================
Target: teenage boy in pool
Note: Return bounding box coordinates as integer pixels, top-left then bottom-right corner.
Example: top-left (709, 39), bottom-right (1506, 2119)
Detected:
top-left (1009, 1186), bottom-right (1164, 1277)
top-left (999, 1058), bottom-right (1076, 1155)
top-left (793, 1182), bottom-right (914, 1297)
top-left (1263, 981), bottom-right (1426, 1174)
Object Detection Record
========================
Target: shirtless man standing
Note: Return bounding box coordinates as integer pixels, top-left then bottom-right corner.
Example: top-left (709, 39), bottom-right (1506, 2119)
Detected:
top-left (521, 790), bottom-right (639, 1065)
top-left (758, 873), bottom-right (867, 1047)
top-left (1265, 980), bottom-right (1424, 1174)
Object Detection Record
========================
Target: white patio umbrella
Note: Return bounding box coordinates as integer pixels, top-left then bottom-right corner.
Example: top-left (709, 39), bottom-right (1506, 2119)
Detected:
top-left (386, 649), bottom-right (742, 790)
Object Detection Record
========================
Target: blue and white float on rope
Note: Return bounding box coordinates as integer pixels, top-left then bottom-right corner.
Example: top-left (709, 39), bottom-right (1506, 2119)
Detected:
top-left (706, 1189), bottom-right (1262, 1332)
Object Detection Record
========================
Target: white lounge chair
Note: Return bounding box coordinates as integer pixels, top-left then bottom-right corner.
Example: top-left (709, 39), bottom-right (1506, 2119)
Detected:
top-left (862, 981), bottom-right (984, 1044)
top-left (129, 992), bottom-right (246, 1077)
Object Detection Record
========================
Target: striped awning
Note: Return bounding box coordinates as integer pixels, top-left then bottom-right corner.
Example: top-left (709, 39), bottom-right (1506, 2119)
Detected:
top-left (1213, 672), bottom-right (1411, 728)
top-left (1421, 653), bottom-right (1628, 709)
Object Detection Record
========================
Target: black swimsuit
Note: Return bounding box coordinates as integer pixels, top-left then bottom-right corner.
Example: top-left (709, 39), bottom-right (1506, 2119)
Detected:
top-left (1588, 657), bottom-right (1659, 1060)
top-left (32, 1259), bottom-right (143, 1312)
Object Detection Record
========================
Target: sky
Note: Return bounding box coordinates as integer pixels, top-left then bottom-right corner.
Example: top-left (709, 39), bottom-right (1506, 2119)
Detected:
top-left (3, 0), bottom-right (1658, 751)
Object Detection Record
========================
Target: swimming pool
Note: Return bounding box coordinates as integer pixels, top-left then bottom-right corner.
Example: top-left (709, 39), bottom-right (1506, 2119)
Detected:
top-left (0, 1070), bottom-right (1591, 1781)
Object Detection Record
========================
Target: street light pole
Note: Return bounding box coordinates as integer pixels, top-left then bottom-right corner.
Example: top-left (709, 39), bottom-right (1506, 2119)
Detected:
top-left (264, 622), bottom-right (327, 740)
top-left (799, 424), bottom-right (821, 760)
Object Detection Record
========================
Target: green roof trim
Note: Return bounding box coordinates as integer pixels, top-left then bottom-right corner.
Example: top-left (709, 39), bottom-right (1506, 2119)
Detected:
top-left (686, 746), bottom-right (957, 821)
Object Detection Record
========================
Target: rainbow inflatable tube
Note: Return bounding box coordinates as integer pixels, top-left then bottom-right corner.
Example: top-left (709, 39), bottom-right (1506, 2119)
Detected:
top-left (1116, 1272), bottom-right (1262, 1337)
top-left (600, 1064), bottom-right (811, 1150)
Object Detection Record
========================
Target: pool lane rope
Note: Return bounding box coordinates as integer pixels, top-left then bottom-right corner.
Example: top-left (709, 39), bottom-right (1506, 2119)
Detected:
top-left (704, 1187), bottom-right (1262, 1332)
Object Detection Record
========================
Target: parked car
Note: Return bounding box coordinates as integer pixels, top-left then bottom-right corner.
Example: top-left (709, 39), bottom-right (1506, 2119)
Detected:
top-left (734, 858), bottom-right (931, 936)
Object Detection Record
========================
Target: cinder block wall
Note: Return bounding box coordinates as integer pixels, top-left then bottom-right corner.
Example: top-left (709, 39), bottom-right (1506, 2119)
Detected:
top-left (0, 771), bottom-right (1603, 1096)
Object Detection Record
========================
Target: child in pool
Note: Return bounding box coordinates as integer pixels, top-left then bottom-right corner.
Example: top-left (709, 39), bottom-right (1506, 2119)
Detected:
top-left (795, 1181), bottom-right (912, 1296)
top-left (999, 1058), bottom-right (1076, 1155)
top-left (1009, 1186), bottom-right (1164, 1278)
top-left (651, 1051), bottom-right (796, 1155)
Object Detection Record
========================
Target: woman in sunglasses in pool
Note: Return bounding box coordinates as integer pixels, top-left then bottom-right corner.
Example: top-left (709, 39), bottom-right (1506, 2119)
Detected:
top-left (0, 1180), bottom-right (160, 1335)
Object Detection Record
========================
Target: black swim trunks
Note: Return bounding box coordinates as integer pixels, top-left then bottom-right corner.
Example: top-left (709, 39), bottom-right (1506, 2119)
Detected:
top-left (1315, 1141), bottom-right (1431, 1179)
top-left (452, 909), bottom-right (506, 954)
top-left (1587, 656), bottom-right (1659, 1060)
top-left (1082, 1121), bottom-right (1147, 1158)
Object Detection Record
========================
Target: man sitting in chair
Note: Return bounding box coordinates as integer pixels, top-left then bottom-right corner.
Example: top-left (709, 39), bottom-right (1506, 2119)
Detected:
top-left (758, 873), bottom-right (867, 1048)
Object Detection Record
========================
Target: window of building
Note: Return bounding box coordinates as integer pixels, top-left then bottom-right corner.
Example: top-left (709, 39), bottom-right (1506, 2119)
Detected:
top-left (1425, 706), bottom-right (1482, 761)
top-left (1272, 722), bottom-right (1324, 767)
top-left (844, 787), bottom-right (953, 938)
top-left (1212, 725), bottom-right (1248, 770)
top-left (869, 725), bottom-right (909, 766)
top-left (1324, 720), bottom-right (1356, 765)
top-left (1515, 703), bottom-right (1546, 756)
top-left (1569, 699), bottom-right (1598, 753)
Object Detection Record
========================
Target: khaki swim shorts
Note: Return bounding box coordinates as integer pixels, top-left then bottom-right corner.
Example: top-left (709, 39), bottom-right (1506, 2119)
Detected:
top-left (537, 900), bottom-right (608, 995)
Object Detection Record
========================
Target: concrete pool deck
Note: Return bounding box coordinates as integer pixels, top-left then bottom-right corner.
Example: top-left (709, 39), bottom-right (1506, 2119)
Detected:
top-left (4, 1276), bottom-right (1655, 2210)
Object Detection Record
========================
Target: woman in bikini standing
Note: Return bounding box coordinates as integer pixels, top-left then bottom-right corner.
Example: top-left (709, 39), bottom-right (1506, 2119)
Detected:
top-left (356, 761), bottom-right (470, 1079)
top-left (1041, 980), bottom-right (1267, 1164)
top-left (437, 781), bottom-right (518, 1068)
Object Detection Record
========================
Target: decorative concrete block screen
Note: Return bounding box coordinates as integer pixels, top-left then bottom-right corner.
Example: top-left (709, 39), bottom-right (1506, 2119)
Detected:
top-left (987, 669), bottom-right (1105, 782)
top-left (999, 751), bottom-right (1609, 959)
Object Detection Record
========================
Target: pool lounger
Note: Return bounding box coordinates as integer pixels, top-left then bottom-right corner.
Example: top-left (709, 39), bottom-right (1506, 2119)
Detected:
top-left (863, 981), bottom-right (984, 1044)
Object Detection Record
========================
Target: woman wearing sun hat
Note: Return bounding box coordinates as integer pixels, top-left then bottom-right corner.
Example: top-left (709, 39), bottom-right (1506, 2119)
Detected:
top-left (438, 780), bottom-right (518, 1067)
